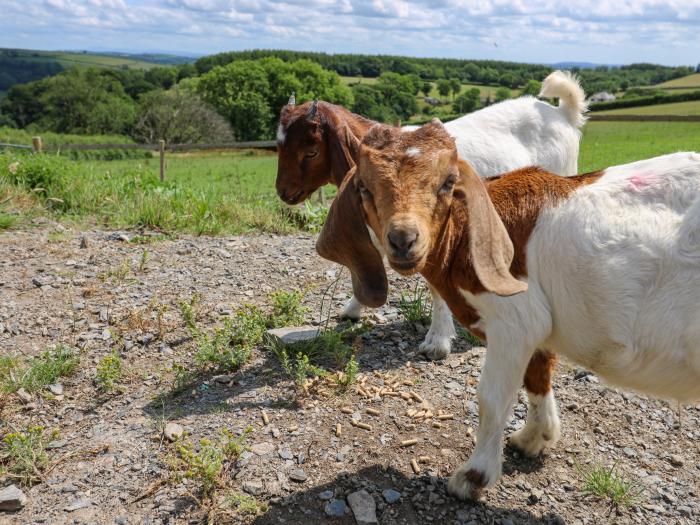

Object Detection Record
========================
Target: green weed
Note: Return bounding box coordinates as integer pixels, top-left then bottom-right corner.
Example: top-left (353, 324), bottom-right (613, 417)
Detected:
top-left (95, 350), bottom-right (123, 393)
top-left (168, 427), bottom-right (251, 499)
top-left (267, 290), bottom-right (307, 328)
top-left (225, 491), bottom-right (268, 516)
top-left (397, 282), bottom-right (432, 326)
top-left (0, 213), bottom-right (17, 230)
top-left (578, 461), bottom-right (644, 508)
top-left (0, 346), bottom-right (79, 394)
top-left (0, 426), bottom-right (58, 485)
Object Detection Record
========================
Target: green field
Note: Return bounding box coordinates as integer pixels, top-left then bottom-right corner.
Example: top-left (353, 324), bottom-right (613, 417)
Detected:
top-left (10, 49), bottom-right (161, 70)
top-left (655, 73), bottom-right (700, 89)
top-left (340, 76), bottom-right (378, 86)
top-left (594, 100), bottom-right (700, 116)
top-left (579, 121), bottom-right (700, 172)
top-left (2, 121), bottom-right (699, 234)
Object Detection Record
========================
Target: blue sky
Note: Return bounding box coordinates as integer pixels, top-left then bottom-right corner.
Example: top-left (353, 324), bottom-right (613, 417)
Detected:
top-left (2, 0), bottom-right (699, 66)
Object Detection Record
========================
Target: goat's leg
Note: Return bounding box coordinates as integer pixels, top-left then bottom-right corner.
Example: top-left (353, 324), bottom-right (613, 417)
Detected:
top-left (418, 286), bottom-right (455, 360)
top-left (448, 333), bottom-right (533, 501)
top-left (509, 350), bottom-right (561, 456)
top-left (339, 295), bottom-right (364, 321)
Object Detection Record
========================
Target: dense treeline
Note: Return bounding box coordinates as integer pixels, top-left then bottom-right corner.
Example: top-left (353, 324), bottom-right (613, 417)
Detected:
top-left (589, 89), bottom-right (700, 111)
top-left (0, 55), bottom-right (64, 92)
top-left (1, 47), bottom-right (698, 143)
top-left (194, 50), bottom-right (694, 94)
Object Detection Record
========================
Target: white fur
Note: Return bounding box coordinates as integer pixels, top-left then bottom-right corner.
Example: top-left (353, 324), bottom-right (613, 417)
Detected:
top-left (276, 123), bottom-right (286, 144)
top-left (346, 71), bottom-right (586, 355)
top-left (449, 152), bottom-right (700, 499)
top-left (405, 147), bottom-right (421, 157)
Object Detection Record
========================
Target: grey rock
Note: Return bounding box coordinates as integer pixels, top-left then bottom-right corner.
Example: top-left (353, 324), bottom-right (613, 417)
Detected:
top-left (266, 326), bottom-right (320, 345)
top-left (251, 442), bottom-right (275, 456)
top-left (528, 488), bottom-right (543, 504)
top-left (115, 516), bottom-right (128, 525)
top-left (164, 423), bottom-right (184, 442)
top-left (500, 519), bottom-right (515, 525)
top-left (243, 481), bottom-right (264, 496)
top-left (46, 439), bottom-right (68, 449)
top-left (318, 489), bottom-right (334, 501)
top-left (0, 484), bottom-right (28, 511)
top-left (64, 497), bottom-right (91, 511)
top-left (678, 505), bottom-right (692, 517)
top-left (278, 447), bottom-right (294, 460)
top-left (16, 388), bottom-right (32, 404)
top-left (382, 488), bottom-right (402, 504)
top-left (79, 236), bottom-right (89, 249)
top-left (668, 454), bottom-right (684, 466)
top-left (325, 499), bottom-right (349, 517)
top-left (289, 469), bottom-right (308, 482)
top-left (48, 383), bottom-right (63, 395)
top-left (623, 447), bottom-right (636, 458)
top-left (347, 489), bottom-right (378, 525)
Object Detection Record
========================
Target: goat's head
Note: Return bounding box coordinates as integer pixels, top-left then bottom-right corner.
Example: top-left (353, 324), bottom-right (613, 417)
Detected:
top-left (317, 120), bottom-right (526, 299)
top-left (276, 100), bottom-right (358, 205)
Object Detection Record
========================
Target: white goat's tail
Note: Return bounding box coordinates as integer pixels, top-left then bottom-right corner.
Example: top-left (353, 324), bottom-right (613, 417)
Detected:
top-left (539, 70), bottom-right (588, 128)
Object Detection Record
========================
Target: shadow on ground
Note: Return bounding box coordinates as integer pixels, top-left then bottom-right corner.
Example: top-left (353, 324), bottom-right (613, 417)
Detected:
top-left (249, 465), bottom-right (561, 525)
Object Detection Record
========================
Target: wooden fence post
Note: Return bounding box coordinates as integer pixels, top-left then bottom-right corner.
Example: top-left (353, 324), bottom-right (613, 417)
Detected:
top-left (159, 140), bottom-right (165, 182)
top-left (32, 136), bottom-right (43, 153)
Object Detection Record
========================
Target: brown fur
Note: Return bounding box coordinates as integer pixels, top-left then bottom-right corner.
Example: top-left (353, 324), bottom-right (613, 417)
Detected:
top-left (276, 101), bottom-right (374, 204)
top-left (524, 350), bottom-right (558, 395)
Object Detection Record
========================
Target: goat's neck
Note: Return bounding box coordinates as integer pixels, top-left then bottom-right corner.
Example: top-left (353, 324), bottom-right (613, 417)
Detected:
top-left (324, 107), bottom-right (375, 186)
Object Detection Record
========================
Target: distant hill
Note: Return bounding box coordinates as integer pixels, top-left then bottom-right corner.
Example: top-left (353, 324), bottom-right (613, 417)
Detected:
top-left (0, 48), bottom-right (194, 92)
top-left (654, 73), bottom-right (700, 89)
top-left (550, 61), bottom-right (619, 70)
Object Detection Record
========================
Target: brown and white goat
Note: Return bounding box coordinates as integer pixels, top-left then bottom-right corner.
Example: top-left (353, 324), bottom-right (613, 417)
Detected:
top-left (316, 121), bottom-right (700, 500)
top-left (278, 73), bottom-right (586, 360)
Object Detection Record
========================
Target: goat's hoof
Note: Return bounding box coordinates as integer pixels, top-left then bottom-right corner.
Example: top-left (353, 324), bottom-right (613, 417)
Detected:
top-left (418, 336), bottom-right (451, 361)
top-left (339, 301), bottom-right (363, 322)
top-left (447, 466), bottom-right (487, 501)
top-left (509, 427), bottom-right (556, 457)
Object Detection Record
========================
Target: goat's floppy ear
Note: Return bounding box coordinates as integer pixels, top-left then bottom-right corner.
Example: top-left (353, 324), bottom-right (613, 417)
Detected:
top-left (316, 167), bottom-right (388, 307)
top-left (457, 159), bottom-right (527, 296)
top-left (328, 123), bottom-right (360, 186)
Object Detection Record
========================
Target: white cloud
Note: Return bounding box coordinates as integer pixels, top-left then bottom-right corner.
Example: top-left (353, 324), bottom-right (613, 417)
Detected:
top-left (0, 0), bottom-right (697, 65)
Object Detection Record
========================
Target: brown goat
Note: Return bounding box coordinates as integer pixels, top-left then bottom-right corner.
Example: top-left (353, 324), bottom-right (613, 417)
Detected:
top-left (276, 98), bottom-right (373, 204)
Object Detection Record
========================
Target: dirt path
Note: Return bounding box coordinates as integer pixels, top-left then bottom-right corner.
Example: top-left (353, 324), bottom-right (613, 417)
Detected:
top-left (0, 224), bottom-right (698, 525)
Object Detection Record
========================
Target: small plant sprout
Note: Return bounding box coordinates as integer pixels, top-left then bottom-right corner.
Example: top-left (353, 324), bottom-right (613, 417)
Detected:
top-left (578, 461), bottom-right (645, 508)
top-left (397, 281), bottom-right (432, 327)
top-left (95, 350), bottom-right (123, 393)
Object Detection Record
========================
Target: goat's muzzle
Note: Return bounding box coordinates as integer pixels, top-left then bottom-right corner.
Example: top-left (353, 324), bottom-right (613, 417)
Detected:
top-left (386, 224), bottom-right (422, 273)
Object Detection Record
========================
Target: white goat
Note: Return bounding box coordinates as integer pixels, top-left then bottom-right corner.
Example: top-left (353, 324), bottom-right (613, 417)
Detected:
top-left (317, 119), bottom-right (700, 501)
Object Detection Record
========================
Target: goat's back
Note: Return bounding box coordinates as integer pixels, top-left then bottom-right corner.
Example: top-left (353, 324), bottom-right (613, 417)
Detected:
top-left (530, 152), bottom-right (700, 401)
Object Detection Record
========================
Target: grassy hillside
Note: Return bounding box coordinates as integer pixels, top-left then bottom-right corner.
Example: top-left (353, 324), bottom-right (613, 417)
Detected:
top-left (594, 100), bottom-right (700, 116)
top-left (15, 50), bottom-right (161, 70)
top-left (655, 73), bottom-right (700, 89)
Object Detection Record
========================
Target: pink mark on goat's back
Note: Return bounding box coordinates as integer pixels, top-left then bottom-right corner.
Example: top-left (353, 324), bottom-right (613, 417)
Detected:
top-left (628, 172), bottom-right (661, 191)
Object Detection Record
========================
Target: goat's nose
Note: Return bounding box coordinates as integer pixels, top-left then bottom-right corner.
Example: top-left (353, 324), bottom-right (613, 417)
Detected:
top-left (388, 228), bottom-right (418, 257)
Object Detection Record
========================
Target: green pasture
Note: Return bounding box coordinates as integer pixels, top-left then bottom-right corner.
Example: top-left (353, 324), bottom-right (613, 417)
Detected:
top-left (654, 73), bottom-right (700, 89)
top-left (593, 100), bottom-right (700, 116)
top-left (23, 50), bottom-right (158, 70)
top-left (1, 121), bottom-right (699, 235)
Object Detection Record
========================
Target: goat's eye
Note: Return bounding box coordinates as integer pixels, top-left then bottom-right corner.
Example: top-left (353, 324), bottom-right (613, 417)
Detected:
top-left (440, 175), bottom-right (456, 193)
top-left (358, 182), bottom-right (372, 199)
top-left (304, 150), bottom-right (318, 159)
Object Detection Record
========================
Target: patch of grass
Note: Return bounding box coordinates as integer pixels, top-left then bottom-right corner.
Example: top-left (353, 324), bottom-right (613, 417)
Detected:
top-left (0, 425), bottom-right (58, 485)
top-left (397, 282), bottom-right (432, 327)
top-left (0, 346), bottom-right (79, 394)
top-left (224, 491), bottom-right (268, 516)
top-left (100, 258), bottom-right (133, 284)
top-left (594, 99), bottom-right (700, 116)
top-left (95, 350), bottom-right (123, 393)
top-left (267, 290), bottom-right (307, 328)
top-left (457, 326), bottom-right (483, 347)
top-left (268, 327), bottom-right (360, 393)
top-left (0, 212), bottom-right (17, 230)
top-left (138, 249), bottom-right (149, 273)
top-left (579, 121), bottom-right (700, 172)
top-left (168, 427), bottom-right (251, 499)
top-left (578, 461), bottom-right (644, 508)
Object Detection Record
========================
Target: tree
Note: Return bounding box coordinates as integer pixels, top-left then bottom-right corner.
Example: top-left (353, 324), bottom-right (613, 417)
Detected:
top-left (421, 82), bottom-right (432, 97)
top-left (132, 88), bottom-right (233, 144)
top-left (449, 78), bottom-right (461, 100)
top-left (453, 88), bottom-right (481, 114)
top-left (197, 58), bottom-right (352, 140)
top-left (521, 79), bottom-right (541, 96)
top-left (495, 87), bottom-right (511, 103)
top-left (436, 79), bottom-right (451, 98)
top-left (145, 67), bottom-right (177, 89)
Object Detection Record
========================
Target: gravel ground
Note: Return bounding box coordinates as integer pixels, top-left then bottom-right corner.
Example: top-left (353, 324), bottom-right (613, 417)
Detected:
top-left (0, 222), bottom-right (699, 525)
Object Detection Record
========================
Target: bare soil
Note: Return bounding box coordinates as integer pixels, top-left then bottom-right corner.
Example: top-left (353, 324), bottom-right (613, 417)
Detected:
top-left (1, 223), bottom-right (698, 525)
